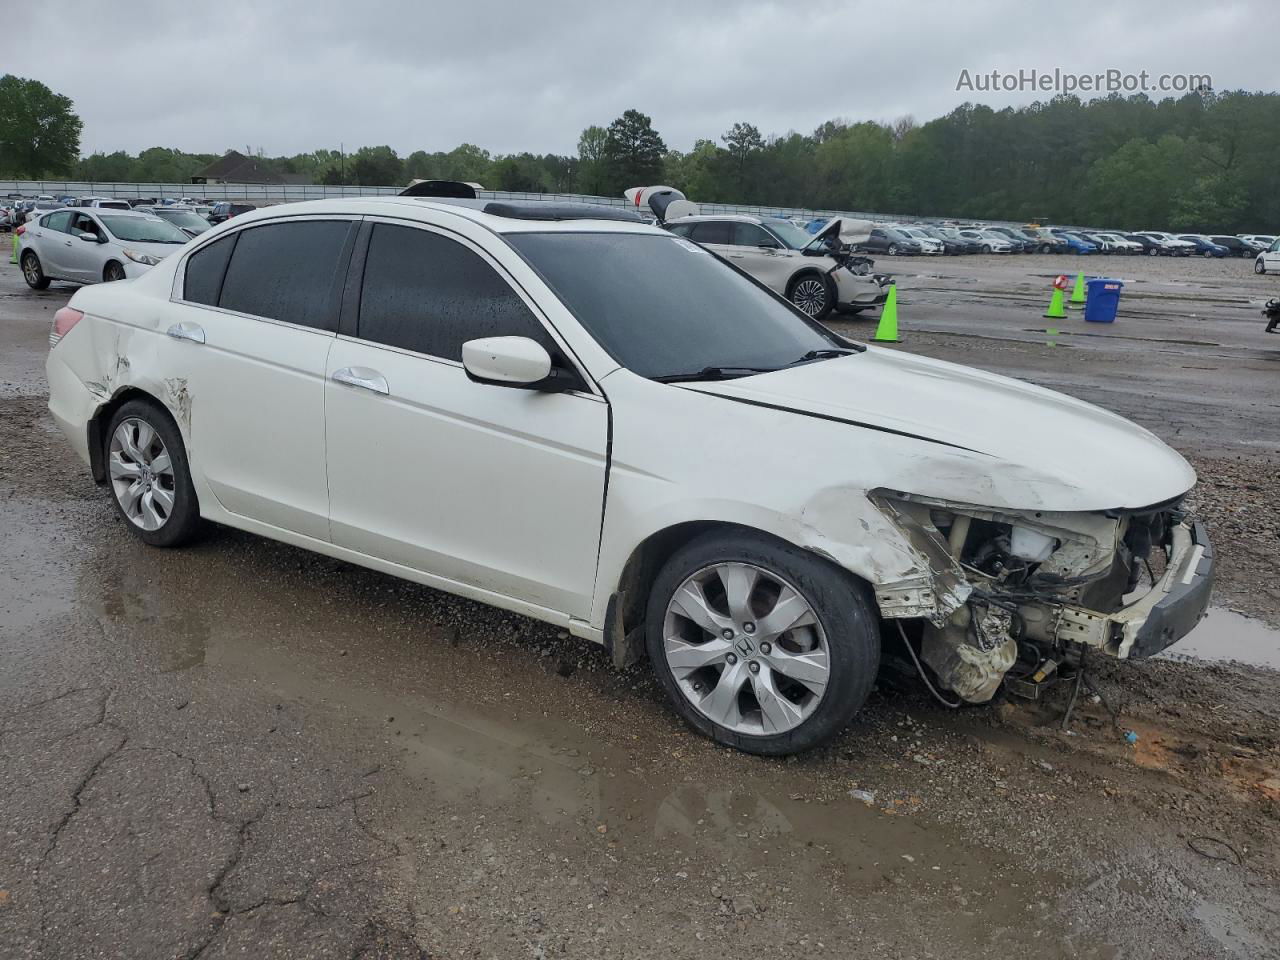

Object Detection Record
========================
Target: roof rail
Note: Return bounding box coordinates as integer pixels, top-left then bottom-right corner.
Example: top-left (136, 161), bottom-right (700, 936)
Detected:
top-left (482, 201), bottom-right (643, 222)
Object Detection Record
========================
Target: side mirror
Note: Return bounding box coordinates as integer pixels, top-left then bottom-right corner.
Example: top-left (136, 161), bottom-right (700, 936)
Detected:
top-left (76, 231), bottom-right (98, 242)
top-left (462, 336), bottom-right (572, 392)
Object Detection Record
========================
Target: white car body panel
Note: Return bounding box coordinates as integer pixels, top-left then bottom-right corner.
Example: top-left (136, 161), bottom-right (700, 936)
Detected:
top-left (46, 196), bottom-right (1202, 685)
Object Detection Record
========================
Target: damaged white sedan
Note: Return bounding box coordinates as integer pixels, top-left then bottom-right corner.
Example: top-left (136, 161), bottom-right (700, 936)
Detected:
top-left (45, 193), bottom-right (1212, 755)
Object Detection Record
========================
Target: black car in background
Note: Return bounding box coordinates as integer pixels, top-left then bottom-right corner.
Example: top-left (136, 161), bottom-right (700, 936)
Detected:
top-left (1124, 233), bottom-right (1168, 256)
top-left (208, 201), bottom-right (258, 224)
top-left (918, 225), bottom-right (975, 254)
top-left (986, 225), bottom-right (1036, 253)
top-left (860, 226), bottom-right (925, 256)
top-left (1208, 235), bottom-right (1260, 257)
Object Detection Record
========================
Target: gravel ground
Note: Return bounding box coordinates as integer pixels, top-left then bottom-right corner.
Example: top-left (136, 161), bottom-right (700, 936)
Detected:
top-left (1, 252), bottom-right (1277, 959)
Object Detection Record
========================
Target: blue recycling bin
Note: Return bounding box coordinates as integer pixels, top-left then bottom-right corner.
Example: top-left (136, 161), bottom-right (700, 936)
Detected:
top-left (1083, 278), bottom-right (1123, 323)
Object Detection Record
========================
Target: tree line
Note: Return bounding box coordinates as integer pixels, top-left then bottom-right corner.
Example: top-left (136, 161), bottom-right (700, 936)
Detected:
top-left (4, 72), bottom-right (1279, 232)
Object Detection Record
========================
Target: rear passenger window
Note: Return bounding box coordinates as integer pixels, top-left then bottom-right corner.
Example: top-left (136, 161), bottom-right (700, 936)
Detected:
top-left (183, 234), bottom-right (236, 306)
top-left (218, 221), bottom-right (352, 330)
top-left (357, 223), bottom-right (554, 361)
top-left (690, 222), bottom-right (731, 245)
top-left (732, 223), bottom-right (780, 247)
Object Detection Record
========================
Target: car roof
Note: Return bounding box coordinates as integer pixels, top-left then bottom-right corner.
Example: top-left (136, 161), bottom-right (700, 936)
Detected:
top-left (666, 213), bottom-right (764, 225)
top-left (222, 197), bottom-right (665, 236)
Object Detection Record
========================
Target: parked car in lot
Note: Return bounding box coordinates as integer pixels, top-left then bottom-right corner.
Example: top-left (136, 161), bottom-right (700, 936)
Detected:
top-left (1015, 226), bottom-right (1066, 254)
top-left (1207, 235), bottom-right (1258, 257)
top-left (917, 225), bottom-right (975, 255)
top-left (23, 200), bottom-right (62, 223)
top-left (18, 209), bottom-right (190, 287)
top-left (958, 229), bottom-right (1015, 254)
top-left (1052, 231), bottom-right (1099, 255)
top-left (208, 201), bottom-right (257, 224)
top-left (892, 226), bottom-right (944, 255)
top-left (148, 207), bottom-right (214, 238)
top-left (1138, 231), bottom-right (1196, 256)
top-left (1255, 237), bottom-right (1280, 274)
top-left (43, 195), bottom-right (1213, 755)
top-left (984, 226), bottom-right (1035, 253)
top-left (860, 226), bottom-right (925, 257)
top-left (1176, 235), bottom-right (1229, 258)
top-left (1121, 233), bottom-right (1166, 256)
top-left (666, 214), bottom-right (888, 318)
top-left (1240, 234), bottom-right (1276, 251)
top-left (1085, 232), bottom-right (1143, 254)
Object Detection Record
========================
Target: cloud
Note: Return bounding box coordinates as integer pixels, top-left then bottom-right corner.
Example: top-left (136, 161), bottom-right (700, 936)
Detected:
top-left (7, 0), bottom-right (1274, 157)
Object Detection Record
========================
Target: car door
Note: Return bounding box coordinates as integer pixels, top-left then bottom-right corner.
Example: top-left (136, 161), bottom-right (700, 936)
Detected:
top-left (688, 221), bottom-right (734, 261)
top-left (727, 222), bottom-right (791, 293)
top-left (31, 211), bottom-right (75, 277)
top-left (65, 212), bottom-right (109, 282)
top-left (323, 219), bottom-right (609, 619)
top-left (165, 216), bottom-right (358, 541)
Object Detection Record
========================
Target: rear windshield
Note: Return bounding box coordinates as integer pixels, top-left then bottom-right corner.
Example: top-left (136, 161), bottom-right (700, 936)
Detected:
top-left (507, 231), bottom-right (844, 379)
top-left (100, 216), bottom-right (190, 244)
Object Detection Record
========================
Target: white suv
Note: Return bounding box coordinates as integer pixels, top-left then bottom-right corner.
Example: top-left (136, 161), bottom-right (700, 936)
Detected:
top-left (665, 214), bottom-right (889, 318)
top-left (46, 196), bottom-right (1212, 755)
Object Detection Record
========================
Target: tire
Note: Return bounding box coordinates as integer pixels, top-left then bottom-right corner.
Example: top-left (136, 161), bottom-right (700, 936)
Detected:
top-left (103, 261), bottom-right (126, 282)
top-left (786, 273), bottom-right (834, 320)
top-left (104, 399), bottom-right (202, 547)
top-left (1202, 250), bottom-right (1212, 258)
top-left (887, 243), bottom-right (900, 256)
top-left (21, 250), bottom-right (50, 290)
top-left (1039, 243), bottom-right (1051, 254)
top-left (981, 244), bottom-right (992, 254)
top-left (1148, 248), bottom-right (1158, 257)
top-left (1256, 259), bottom-right (1266, 275)
top-left (645, 529), bottom-right (880, 756)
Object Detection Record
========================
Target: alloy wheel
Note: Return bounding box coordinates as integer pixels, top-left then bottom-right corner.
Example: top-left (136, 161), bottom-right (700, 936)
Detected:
top-left (662, 562), bottom-right (829, 736)
top-left (790, 278), bottom-right (828, 317)
top-left (22, 254), bottom-right (40, 285)
top-left (108, 418), bottom-right (176, 531)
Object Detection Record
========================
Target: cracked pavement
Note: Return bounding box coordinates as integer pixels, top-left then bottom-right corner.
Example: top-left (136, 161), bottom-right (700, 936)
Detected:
top-left (2, 257), bottom-right (1278, 959)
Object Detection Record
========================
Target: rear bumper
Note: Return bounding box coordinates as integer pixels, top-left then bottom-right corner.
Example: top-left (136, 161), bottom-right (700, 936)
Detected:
top-left (45, 352), bottom-right (99, 468)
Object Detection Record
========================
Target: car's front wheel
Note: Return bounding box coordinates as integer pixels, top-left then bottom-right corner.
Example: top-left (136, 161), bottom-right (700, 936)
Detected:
top-left (646, 530), bottom-right (880, 755)
top-left (21, 250), bottom-right (50, 290)
top-left (105, 400), bottom-right (202, 547)
top-left (787, 274), bottom-right (834, 320)
top-left (103, 261), bottom-right (126, 282)
top-left (1257, 258), bottom-right (1267, 275)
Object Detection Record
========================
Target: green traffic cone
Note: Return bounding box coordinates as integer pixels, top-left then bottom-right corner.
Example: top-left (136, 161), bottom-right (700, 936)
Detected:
top-left (1068, 271), bottom-right (1087, 307)
top-left (9, 233), bottom-right (17, 265)
top-left (1044, 286), bottom-right (1067, 319)
top-left (873, 283), bottom-right (900, 342)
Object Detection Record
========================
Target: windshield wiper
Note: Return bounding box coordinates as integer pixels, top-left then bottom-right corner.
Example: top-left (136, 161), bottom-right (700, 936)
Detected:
top-left (789, 348), bottom-right (856, 366)
top-left (651, 365), bottom-right (780, 383)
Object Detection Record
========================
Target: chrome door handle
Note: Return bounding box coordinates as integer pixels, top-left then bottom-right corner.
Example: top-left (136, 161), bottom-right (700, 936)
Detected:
top-left (331, 366), bottom-right (389, 396)
top-left (166, 321), bottom-right (206, 344)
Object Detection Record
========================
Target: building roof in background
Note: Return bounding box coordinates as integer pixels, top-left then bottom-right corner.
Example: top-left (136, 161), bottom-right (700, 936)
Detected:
top-left (192, 150), bottom-right (311, 185)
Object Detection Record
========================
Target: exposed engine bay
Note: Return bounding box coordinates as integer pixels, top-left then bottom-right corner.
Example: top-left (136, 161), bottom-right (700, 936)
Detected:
top-left (872, 493), bottom-right (1213, 703)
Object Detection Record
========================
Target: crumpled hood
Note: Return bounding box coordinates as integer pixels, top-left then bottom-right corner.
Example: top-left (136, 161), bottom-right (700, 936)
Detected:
top-left (689, 347), bottom-right (1196, 512)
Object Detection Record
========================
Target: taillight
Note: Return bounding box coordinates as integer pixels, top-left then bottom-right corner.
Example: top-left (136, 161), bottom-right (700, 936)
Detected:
top-left (15, 224), bottom-right (25, 236)
top-left (49, 307), bottom-right (84, 348)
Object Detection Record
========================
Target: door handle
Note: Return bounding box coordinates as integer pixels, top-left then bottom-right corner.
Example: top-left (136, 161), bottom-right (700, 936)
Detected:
top-left (166, 321), bottom-right (206, 344)
top-left (727, 253), bottom-right (746, 259)
top-left (65, 240), bottom-right (73, 247)
top-left (331, 366), bottom-right (389, 396)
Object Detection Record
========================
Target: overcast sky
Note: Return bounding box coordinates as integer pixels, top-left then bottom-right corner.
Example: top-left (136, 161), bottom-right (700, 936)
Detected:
top-left (10, 0), bottom-right (1277, 158)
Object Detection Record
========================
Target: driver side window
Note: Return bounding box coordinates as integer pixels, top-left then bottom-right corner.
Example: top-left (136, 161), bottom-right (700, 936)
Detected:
top-left (71, 214), bottom-right (101, 238)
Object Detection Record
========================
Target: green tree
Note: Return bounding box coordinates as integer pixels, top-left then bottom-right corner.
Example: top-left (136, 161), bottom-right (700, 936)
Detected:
top-left (0, 75), bottom-right (82, 177)
top-left (602, 109), bottom-right (666, 194)
top-left (576, 125), bottom-right (609, 195)
top-left (721, 121), bottom-right (764, 192)
top-left (349, 145), bottom-right (402, 186)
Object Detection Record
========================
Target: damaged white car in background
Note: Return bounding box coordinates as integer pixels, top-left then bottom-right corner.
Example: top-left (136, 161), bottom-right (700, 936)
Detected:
top-left (45, 189), bottom-right (1212, 756)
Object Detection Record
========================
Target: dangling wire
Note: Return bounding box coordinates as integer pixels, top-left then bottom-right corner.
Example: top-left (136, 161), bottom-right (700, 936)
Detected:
top-left (895, 621), bottom-right (962, 709)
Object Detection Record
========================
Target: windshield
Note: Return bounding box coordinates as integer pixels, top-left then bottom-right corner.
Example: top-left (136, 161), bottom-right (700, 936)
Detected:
top-left (100, 215), bottom-right (190, 244)
top-left (507, 232), bottom-right (847, 380)
top-left (156, 210), bottom-right (211, 233)
top-left (763, 218), bottom-right (816, 250)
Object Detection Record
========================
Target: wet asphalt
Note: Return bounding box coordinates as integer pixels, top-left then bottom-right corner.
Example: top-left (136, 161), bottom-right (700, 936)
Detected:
top-left (1, 254), bottom-right (1278, 959)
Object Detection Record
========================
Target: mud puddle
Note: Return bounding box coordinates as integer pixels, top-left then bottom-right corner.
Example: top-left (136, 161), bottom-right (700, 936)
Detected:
top-left (1160, 607), bottom-right (1280, 670)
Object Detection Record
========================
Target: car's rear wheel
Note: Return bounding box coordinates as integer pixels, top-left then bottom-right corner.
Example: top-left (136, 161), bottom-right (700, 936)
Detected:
top-left (646, 530), bottom-right (880, 755)
top-left (787, 273), bottom-right (834, 320)
top-left (105, 400), bottom-right (202, 547)
top-left (103, 261), bottom-right (126, 282)
top-left (21, 250), bottom-right (50, 290)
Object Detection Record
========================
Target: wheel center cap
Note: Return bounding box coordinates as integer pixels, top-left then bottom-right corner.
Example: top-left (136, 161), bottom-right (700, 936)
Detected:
top-left (734, 636), bottom-right (756, 659)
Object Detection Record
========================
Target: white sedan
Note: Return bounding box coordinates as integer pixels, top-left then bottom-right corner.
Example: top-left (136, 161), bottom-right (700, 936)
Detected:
top-left (20, 208), bottom-right (190, 287)
top-left (1255, 237), bottom-right (1280, 274)
top-left (45, 196), bottom-right (1213, 754)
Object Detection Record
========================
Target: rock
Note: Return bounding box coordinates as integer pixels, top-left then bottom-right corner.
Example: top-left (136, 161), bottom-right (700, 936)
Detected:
top-left (732, 895), bottom-right (756, 915)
